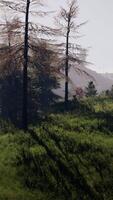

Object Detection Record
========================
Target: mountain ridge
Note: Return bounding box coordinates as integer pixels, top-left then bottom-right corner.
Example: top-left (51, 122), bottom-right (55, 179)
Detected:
top-left (54, 65), bottom-right (113, 98)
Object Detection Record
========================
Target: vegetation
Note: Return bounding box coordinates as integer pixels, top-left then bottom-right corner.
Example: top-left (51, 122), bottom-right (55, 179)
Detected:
top-left (85, 81), bottom-right (97, 97)
top-left (0, 98), bottom-right (113, 199)
top-left (56, 0), bottom-right (78, 110)
top-left (0, 0), bottom-right (57, 130)
top-left (105, 85), bottom-right (113, 99)
top-left (0, 0), bottom-right (113, 200)
top-left (0, 41), bottom-right (60, 127)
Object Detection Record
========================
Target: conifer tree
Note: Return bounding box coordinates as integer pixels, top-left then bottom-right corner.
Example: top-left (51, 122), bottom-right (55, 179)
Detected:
top-left (0, 0), bottom-right (53, 130)
top-left (85, 81), bottom-right (97, 97)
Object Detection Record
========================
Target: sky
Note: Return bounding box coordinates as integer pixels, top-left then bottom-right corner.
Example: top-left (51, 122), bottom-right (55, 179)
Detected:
top-left (46, 0), bottom-right (113, 73)
top-left (0, 0), bottom-right (113, 73)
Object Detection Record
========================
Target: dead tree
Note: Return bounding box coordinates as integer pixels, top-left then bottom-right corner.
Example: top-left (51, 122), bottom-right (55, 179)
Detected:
top-left (55, 0), bottom-right (87, 110)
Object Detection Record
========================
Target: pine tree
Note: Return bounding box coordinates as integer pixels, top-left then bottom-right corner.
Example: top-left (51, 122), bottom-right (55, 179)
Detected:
top-left (28, 41), bottom-right (60, 122)
top-left (85, 81), bottom-right (97, 97)
top-left (0, 0), bottom-right (54, 130)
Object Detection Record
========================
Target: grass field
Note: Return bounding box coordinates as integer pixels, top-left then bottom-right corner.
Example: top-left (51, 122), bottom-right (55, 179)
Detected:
top-left (0, 98), bottom-right (113, 200)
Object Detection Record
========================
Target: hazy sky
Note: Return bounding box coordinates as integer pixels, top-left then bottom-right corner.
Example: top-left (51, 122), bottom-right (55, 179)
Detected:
top-left (46, 0), bottom-right (113, 73)
top-left (0, 0), bottom-right (113, 73)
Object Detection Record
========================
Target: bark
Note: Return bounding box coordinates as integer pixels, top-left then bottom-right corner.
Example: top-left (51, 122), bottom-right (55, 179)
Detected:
top-left (22, 0), bottom-right (30, 131)
top-left (65, 16), bottom-right (70, 110)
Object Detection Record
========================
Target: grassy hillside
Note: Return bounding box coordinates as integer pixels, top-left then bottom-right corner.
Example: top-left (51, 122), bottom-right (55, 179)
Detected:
top-left (0, 109), bottom-right (113, 200)
top-left (0, 132), bottom-right (53, 200)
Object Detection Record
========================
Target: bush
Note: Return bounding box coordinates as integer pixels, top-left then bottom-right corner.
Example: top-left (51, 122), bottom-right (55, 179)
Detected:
top-left (17, 114), bottom-right (113, 200)
top-left (0, 118), bottom-right (15, 134)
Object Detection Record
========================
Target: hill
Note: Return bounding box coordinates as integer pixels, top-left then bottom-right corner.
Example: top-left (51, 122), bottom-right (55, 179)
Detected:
top-left (54, 65), bottom-right (113, 98)
top-left (101, 73), bottom-right (113, 81)
top-left (0, 100), bottom-right (113, 200)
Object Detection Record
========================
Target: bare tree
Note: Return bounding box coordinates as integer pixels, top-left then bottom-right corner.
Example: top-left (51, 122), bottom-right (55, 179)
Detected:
top-left (55, 0), bottom-right (86, 110)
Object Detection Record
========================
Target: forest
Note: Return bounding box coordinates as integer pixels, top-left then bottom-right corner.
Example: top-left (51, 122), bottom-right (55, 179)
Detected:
top-left (0, 0), bottom-right (113, 200)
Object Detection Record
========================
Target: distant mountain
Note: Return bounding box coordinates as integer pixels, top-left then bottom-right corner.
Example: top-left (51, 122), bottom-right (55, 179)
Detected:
top-left (101, 73), bottom-right (113, 81)
top-left (54, 65), bottom-right (113, 98)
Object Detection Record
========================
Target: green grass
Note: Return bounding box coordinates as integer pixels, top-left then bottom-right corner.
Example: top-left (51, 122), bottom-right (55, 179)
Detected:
top-left (94, 97), bottom-right (113, 112)
top-left (19, 113), bottom-right (113, 200)
top-left (0, 101), bottom-right (113, 199)
top-left (0, 133), bottom-right (58, 200)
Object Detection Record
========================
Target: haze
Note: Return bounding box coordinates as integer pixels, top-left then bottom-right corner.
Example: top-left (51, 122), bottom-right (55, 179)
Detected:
top-left (0, 0), bottom-right (113, 73)
top-left (46, 0), bottom-right (113, 73)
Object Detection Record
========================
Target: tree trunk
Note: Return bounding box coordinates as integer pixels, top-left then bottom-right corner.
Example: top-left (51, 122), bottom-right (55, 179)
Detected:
top-left (22, 0), bottom-right (30, 131)
top-left (65, 19), bottom-right (70, 110)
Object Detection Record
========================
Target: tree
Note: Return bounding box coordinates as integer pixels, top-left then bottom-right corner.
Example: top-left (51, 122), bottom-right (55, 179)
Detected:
top-left (55, 0), bottom-right (86, 110)
top-left (22, 0), bottom-right (30, 131)
top-left (75, 87), bottom-right (84, 99)
top-left (0, 40), bottom-right (60, 126)
top-left (0, 16), bottom-right (23, 126)
top-left (28, 41), bottom-right (60, 122)
top-left (106, 85), bottom-right (113, 99)
top-left (0, 69), bottom-right (22, 126)
top-left (0, 0), bottom-right (51, 131)
top-left (85, 81), bottom-right (97, 97)
top-left (0, 17), bottom-right (23, 126)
